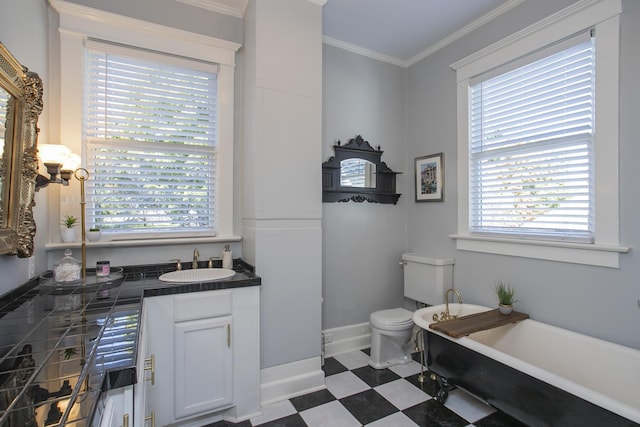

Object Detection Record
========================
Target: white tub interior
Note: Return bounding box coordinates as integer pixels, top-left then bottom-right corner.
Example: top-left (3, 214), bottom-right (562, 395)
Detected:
top-left (413, 303), bottom-right (640, 423)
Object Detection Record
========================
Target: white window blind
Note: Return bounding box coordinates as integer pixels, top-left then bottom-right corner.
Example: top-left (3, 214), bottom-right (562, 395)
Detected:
top-left (84, 42), bottom-right (218, 235)
top-left (469, 33), bottom-right (595, 242)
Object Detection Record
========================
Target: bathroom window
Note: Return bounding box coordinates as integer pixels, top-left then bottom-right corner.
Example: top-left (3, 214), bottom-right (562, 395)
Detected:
top-left (451, 0), bottom-right (626, 267)
top-left (469, 32), bottom-right (595, 242)
top-left (53, 3), bottom-right (238, 243)
top-left (83, 41), bottom-right (218, 235)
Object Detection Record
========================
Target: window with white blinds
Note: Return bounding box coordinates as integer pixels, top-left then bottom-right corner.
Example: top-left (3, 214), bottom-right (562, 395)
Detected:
top-left (84, 42), bottom-right (218, 235)
top-left (469, 33), bottom-right (595, 242)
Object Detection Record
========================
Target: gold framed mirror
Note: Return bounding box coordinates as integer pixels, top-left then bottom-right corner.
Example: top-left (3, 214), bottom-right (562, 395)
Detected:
top-left (0, 42), bottom-right (43, 257)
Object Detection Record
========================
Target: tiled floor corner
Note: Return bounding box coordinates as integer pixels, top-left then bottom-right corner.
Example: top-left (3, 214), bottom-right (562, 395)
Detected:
top-left (207, 349), bottom-right (527, 427)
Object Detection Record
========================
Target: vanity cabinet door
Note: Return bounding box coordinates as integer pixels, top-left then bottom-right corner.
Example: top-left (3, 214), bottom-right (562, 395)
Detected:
top-left (174, 315), bottom-right (233, 418)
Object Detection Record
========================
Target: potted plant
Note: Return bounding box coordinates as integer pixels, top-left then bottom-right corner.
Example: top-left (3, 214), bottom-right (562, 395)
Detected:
top-left (495, 281), bottom-right (518, 315)
top-left (87, 226), bottom-right (101, 242)
top-left (60, 215), bottom-right (78, 243)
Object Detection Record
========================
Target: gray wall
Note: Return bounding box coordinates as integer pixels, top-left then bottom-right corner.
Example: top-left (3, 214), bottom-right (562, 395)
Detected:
top-left (405, 0), bottom-right (640, 350)
top-left (0, 0), bottom-right (50, 294)
top-left (322, 44), bottom-right (407, 329)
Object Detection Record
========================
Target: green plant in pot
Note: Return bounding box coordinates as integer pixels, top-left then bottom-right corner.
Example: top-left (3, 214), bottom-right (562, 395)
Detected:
top-left (60, 215), bottom-right (78, 243)
top-left (87, 226), bottom-right (101, 242)
top-left (495, 281), bottom-right (518, 315)
top-left (61, 215), bottom-right (78, 229)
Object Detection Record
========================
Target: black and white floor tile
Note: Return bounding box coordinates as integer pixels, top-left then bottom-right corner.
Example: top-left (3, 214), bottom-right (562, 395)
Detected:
top-left (209, 349), bottom-right (526, 427)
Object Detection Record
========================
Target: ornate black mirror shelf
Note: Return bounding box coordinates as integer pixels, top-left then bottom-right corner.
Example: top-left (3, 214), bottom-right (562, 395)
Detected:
top-left (322, 135), bottom-right (401, 204)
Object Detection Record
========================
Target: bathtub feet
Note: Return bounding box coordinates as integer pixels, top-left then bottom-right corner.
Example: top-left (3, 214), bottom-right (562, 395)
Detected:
top-left (433, 374), bottom-right (450, 404)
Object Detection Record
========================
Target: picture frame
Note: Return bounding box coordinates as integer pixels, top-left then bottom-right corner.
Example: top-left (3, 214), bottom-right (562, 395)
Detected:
top-left (415, 153), bottom-right (444, 202)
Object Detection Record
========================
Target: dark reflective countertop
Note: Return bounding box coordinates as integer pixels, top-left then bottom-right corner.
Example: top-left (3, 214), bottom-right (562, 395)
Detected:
top-left (0, 260), bottom-right (260, 427)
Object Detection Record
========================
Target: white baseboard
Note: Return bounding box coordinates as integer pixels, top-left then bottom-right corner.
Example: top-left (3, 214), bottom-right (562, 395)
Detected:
top-left (323, 322), bottom-right (371, 358)
top-left (260, 356), bottom-right (325, 406)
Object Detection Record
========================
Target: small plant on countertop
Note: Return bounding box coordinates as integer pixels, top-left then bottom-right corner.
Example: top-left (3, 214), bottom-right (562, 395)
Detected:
top-left (61, 215), bottom-right (78, 229)
top-left (495, 281), bottom-right (518, 306)
top-left (89, 226), bottom-right (100, 232)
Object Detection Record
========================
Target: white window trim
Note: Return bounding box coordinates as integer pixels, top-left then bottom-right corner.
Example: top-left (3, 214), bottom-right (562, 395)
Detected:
top-left (49, 0), bottom-right (240, 240)
top-left (450, 0), bottom-right (628, 268)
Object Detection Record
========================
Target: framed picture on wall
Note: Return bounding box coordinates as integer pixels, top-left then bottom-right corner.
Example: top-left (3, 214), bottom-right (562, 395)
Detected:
top-left (415, 153), bottom-right (444, 202)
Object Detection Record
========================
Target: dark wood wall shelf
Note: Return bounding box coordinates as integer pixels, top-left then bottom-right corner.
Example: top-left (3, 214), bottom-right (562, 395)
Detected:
top-left (322, 135), bottom-right (401, 205)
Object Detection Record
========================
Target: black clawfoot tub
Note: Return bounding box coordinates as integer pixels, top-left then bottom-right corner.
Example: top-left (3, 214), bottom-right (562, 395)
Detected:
top-left (413, 304), bottom-right (640, 427)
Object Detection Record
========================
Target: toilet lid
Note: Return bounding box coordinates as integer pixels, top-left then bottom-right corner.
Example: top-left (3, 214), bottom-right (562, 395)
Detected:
top-left (370, 308), bottom-right (413, 326)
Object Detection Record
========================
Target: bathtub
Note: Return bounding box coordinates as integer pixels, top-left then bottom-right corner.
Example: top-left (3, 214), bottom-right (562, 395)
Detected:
top-left (413, 303), bottom-right (640, 426)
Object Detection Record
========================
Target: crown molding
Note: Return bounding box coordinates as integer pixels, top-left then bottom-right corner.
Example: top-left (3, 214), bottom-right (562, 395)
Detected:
top-left (407, 0), bottom-right (525, 67)
top-left (175, 0), bottom-right (247, 18)
top-left (323, 0), bottom-right (524, 68)
top-left (322, 36), bottom-right (408, 68)
top-left (175, 0), bottom-right (324, 17)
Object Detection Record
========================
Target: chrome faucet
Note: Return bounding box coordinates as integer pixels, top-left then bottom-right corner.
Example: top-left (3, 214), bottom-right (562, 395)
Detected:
top-left (433, 288), bottom-right (463, 322)
top-left (192, 248), bottom-right (199, 269)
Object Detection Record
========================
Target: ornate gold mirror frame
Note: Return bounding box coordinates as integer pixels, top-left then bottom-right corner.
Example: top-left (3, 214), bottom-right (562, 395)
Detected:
top-left (0, 43), bottom-right (43, 257)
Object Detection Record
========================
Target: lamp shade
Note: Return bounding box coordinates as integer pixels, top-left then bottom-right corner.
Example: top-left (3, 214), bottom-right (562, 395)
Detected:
top-left (39, 144), bottom-right (72, 165)
top-left (62, 153), bottom-right (81, 171)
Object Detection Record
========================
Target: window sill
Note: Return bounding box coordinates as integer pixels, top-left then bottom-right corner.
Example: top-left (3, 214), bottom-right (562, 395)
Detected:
top-left (45, 235), bottom-right (242, 251)
top-left (450, 234), bottom-right (629, 268)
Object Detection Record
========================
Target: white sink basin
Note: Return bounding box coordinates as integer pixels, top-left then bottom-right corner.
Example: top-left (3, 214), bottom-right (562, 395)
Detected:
top-left (159, 268), bottom-right (236, 283)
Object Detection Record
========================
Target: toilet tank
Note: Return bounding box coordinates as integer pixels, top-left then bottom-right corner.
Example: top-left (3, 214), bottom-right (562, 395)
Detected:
top-left (402, 253), bottom-right (454, 305)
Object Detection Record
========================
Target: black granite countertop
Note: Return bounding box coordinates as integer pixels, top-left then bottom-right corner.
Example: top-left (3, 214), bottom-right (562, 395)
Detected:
top-left (0, 260), bottom-right (260, 427)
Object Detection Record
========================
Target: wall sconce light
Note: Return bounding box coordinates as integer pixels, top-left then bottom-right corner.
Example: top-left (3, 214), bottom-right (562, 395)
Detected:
top-left (36, 143), bottom-right (90, 280)
top-left (36, 144), bottom-right (81, 190)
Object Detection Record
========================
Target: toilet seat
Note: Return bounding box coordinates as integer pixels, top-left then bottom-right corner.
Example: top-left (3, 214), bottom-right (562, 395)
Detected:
top-left (370, 308), bottom-right (414, 330)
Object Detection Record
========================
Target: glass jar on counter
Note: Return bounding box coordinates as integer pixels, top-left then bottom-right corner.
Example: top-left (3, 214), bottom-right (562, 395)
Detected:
top-left (96, 261), bottom-right (111, 277)
top-left (53, 249), bottom-right (81, 283)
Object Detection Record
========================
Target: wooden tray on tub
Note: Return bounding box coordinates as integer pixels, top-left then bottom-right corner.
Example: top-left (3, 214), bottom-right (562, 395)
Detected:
top-left (429, 309), bottom-right (529, 338)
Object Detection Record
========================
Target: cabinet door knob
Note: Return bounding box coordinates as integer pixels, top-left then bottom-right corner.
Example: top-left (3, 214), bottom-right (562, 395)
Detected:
top-left (144, 355), bottom-right (155, 385)
top-left (122, 413), bottom-right (129, 427)
top-left (227, 324), bottom-right (231, 348)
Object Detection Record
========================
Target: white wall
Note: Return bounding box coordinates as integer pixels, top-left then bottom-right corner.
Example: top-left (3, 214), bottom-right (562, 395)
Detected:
top-left (322, 44), bottom-right (407, 329)
top-left (405, 0), bottom-right (640, 350)
top-left (241, 0), bottom-right (323, 370)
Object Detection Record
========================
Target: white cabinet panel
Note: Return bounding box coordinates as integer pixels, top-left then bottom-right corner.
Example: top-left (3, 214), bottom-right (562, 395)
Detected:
top-left (135, 287), bottom-right (259, 426)
top-left (174, 316), bottom-right (233, 418)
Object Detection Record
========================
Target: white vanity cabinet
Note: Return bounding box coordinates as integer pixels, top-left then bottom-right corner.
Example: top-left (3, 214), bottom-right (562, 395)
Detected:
top-left (135, 286), bottom-right (260, 427)
top-left (92, 385), bottom-right (133, 427)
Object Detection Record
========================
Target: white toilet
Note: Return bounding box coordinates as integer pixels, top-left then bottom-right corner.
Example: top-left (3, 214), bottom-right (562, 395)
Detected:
top-left (368, 253), bottom-right (454, 369)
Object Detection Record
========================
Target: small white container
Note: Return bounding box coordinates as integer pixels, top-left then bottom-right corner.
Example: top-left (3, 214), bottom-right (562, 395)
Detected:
top-left (222, 245), bottom-right (233, 269)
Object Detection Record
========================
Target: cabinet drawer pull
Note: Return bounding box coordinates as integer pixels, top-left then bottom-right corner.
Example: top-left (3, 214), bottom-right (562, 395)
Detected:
top-left (227, 324), bottom-right (231, 348)
top-left (122, 413), bottom-right (129, 427)
top-left (145, 411), bottom-right (155, 427)
top-left (144, 355), bottom-right (155, 385)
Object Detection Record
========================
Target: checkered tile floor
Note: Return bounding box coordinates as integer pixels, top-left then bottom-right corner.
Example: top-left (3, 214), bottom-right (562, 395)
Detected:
top-left (208, 349), bottom-right (526, 427)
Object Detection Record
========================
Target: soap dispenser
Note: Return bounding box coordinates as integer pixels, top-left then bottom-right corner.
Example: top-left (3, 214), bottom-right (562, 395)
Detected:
top-left (222, 245), bottom-right (233, 269)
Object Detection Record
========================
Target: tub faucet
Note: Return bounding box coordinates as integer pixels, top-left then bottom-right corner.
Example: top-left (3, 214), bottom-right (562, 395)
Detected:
top-left (192, 248), bottom-right (199, 269)
top-left (433, 288), bottom-right (463, 322)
